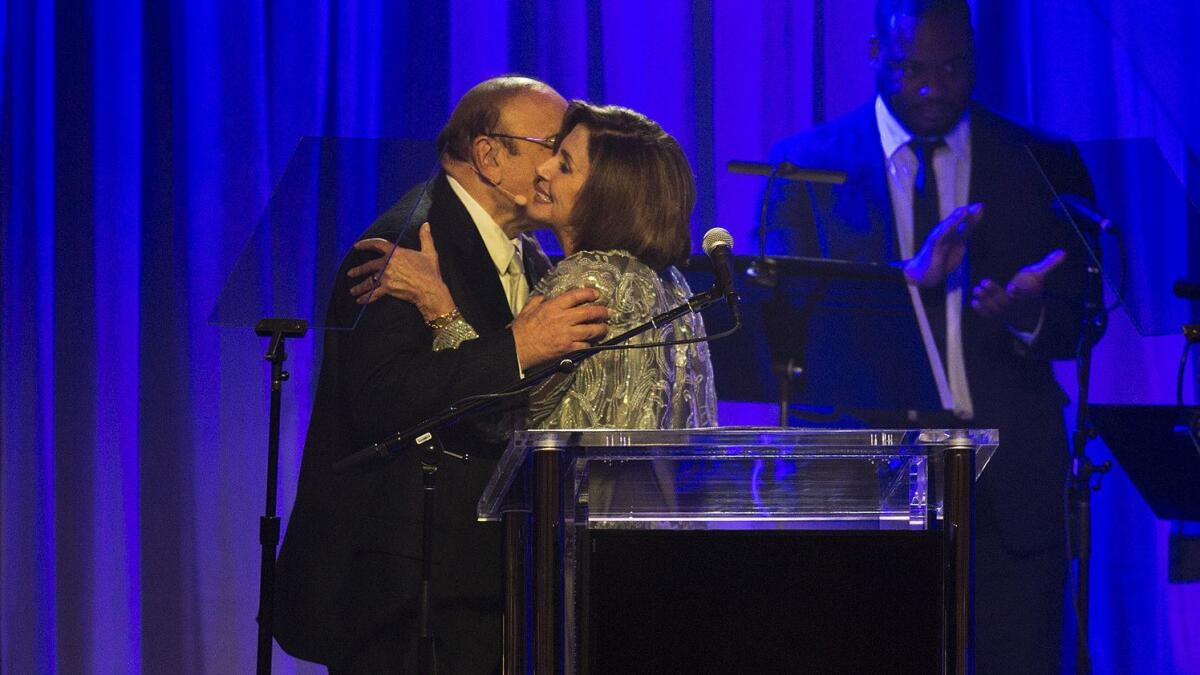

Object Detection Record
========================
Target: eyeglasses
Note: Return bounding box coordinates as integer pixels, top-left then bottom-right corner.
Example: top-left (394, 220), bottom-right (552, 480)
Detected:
top-left (886, 56), bottom-right (973, 81)
top-left (488, 133), bottom-right (559, 150)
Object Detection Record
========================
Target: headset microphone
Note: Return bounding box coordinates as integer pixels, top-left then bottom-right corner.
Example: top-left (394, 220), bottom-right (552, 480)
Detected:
top-left (472, 166), bottom-right (528, 207)
top-left (495, 183), bottom-right (527, 207)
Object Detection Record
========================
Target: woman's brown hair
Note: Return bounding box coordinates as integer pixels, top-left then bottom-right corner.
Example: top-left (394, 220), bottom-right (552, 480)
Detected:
top-left (560, 102), bottom-right (695, 271)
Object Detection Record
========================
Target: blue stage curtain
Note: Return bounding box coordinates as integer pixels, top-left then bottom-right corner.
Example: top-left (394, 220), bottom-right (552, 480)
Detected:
top-left (974, 3), bottom-right (1200, 672)
top-left (1, 0), bottom-right (1196, 672)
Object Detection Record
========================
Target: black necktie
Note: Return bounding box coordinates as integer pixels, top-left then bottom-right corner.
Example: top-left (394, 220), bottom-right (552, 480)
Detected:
top-left (910, 138), bottom-right (947, 367)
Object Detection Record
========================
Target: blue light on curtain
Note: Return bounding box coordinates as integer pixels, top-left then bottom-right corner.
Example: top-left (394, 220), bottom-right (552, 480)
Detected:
top-left (3, 3), bottom-right (61, 673)
top-left (978, 2), bottom-right (1200, 672)
top-left (2, 1), bottom-right (1197, 672)
top-left (92, 0), bottom-right (143, 670)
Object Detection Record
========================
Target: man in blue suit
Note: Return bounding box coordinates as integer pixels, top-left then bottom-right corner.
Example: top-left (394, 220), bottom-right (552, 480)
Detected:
top-left (766, 1), bottom-right (1096, 671)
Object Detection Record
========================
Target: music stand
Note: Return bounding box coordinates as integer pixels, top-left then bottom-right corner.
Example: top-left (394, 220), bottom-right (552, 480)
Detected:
top-left (1088, 405), bottom-right (1200, 521)
top-left (683, 254), bottom-right (943, 426)
top-left (1090, 404), bottom-right (1200, 583)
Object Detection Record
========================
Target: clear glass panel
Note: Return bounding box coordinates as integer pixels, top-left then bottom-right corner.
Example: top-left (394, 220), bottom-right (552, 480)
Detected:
top-left (477, 427), bottom-right (996, 528)
top-left (576, 455), bottom-right (928, 530)
top-left (208, 137), bottom-right (439, 330)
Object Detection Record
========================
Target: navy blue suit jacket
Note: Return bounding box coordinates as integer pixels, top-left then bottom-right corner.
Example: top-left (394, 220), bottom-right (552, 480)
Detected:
top-left (766, 103), bottom-right (1096, 552)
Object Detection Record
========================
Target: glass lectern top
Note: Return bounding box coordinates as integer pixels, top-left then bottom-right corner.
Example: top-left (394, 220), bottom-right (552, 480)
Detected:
top-left (478, 427), bottom-right (997, 529)
top-left (208, 137), bottom-right (439, 330)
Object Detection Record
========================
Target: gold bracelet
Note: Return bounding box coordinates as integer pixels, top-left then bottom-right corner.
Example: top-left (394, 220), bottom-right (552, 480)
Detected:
top-left (425, 308), bottom-right (461, 330)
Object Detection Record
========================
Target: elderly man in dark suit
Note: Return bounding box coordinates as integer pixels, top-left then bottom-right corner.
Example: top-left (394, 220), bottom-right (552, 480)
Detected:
top-left (275, 76), bottom-right (609, 673)
top-left (766, 1), bottom-right (1096, 672)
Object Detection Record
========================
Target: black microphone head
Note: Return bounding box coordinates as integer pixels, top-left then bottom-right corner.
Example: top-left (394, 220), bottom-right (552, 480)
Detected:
top-left (1056, 193), bottom-right (1116, 234)
top-left (1175, 279), bottom-right (1200, 302)
top-left (702, 227), bottom-right (734, 255)
top-left (702, 228), bottom-right (740, 323)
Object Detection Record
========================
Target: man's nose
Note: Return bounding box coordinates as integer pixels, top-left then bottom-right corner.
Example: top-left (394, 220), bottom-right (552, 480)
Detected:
top-left (918, 70), bottom-right (953, 98)
top-left (918, 79), bottom-right (944, 98)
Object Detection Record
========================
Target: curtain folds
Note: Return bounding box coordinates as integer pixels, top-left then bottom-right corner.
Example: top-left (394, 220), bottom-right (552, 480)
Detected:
top-left (1, 1), bottom-right (1196, 672)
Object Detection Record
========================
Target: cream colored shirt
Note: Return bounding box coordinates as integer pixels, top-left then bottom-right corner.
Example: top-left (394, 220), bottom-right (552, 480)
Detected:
top-left (445, 175), bottom-right (528, 317)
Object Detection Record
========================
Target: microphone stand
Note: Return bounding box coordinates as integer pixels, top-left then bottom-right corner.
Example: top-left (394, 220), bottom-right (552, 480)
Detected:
top-left (730, 158), bottom-right (848, 420)
top-left (416, 431), bottom-right (448, 674)
top-left (333, 285), bottom-right (733, 674)
top-left (1067, 233), bottom-right (1110, 675)
top-left (253, 318), bottom-right (308, 675)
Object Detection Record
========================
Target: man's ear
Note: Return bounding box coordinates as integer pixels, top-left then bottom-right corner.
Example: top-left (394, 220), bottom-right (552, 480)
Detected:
top-left (471, 135), bottom-right (501, 184)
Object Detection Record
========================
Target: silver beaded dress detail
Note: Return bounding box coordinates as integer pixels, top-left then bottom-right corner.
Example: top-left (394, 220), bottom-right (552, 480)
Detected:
top-left (525, 250), bottom-right (717, 430)
top-left (431, 249), bottom-right (718, 430)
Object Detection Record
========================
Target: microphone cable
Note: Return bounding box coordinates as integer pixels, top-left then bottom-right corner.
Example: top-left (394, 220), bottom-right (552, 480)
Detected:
top-left (442, 294), bottom-right (742, 410)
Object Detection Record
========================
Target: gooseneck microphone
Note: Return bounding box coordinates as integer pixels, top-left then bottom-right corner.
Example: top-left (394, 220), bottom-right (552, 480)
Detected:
top-left (1055, 193), bottom-right (1116, 234)
top-left (702, 227), bottom-right (740, 322)
top-left (1175, 279), bottom-right (1200, 301)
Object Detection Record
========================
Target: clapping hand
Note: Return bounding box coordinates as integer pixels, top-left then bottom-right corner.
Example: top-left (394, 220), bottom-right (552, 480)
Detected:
top-left (904, 203), bottom-right (985, 288)
top-left (970, 249), bottom-right (1066, 332)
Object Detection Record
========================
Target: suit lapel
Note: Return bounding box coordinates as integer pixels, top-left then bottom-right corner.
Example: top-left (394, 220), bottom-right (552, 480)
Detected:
top-left (819, 104), bottom-right (897, 263)
top-left (428, 175), bottom-right (514, 331)
top-left (855, 109), bottom-right (899, 261)
top-left (967, 106), bottom-right (995, 209)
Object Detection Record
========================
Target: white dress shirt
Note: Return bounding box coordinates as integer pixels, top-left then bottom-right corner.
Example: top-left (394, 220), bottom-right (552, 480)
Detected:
top-left (874, 96), bottom-right (975, 418)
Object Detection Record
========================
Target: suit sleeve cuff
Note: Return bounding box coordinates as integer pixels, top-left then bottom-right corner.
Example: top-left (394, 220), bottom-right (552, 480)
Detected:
top-left (1010, 306), bottom-right (1046, 349)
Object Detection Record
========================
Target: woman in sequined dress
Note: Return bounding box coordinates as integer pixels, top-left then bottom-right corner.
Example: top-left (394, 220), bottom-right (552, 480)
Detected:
top-left (364, 101), bottom-right (717, 431)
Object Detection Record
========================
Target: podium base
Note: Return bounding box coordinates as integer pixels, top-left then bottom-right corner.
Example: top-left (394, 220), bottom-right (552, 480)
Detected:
top-left (581, 530), bottom-right (941, 673)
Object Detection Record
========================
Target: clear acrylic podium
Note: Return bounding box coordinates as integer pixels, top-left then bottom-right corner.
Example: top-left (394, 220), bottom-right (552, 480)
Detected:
top-left (478, 427), bottom-right (997, 674)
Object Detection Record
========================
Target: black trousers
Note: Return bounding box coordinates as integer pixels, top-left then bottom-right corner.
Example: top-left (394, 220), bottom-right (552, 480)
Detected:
top-left (974, 491), bottom-right (1068, 675)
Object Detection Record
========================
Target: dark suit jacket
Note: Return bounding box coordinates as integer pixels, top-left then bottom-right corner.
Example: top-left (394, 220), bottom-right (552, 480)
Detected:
top-left (766, 103), bottom-right (1096, 552)
top-left (274, 173), bottom-right (550, 669)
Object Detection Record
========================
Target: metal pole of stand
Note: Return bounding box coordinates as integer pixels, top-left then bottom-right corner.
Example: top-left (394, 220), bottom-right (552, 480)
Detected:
top-left (254, 318), bottom-right (307, 675)
top-left (502, 510), bottom-right (531, 674)
top-left (1068, 252), bottom-right (1111, 675)
top-left (943, 433), bottom-right (975, 675)
top-left (416, 431), bottom-right (443, 675)
top-left (533, 446), bottom-right (563, 673)
top-left (775, 358), bottom-right (802, 427)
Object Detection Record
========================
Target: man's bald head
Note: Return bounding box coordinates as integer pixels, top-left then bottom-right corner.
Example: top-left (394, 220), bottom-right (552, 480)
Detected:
top-left (437, 76), bottom-right (567, 234)
top-left (437, 76), bottom-right (564, 164)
